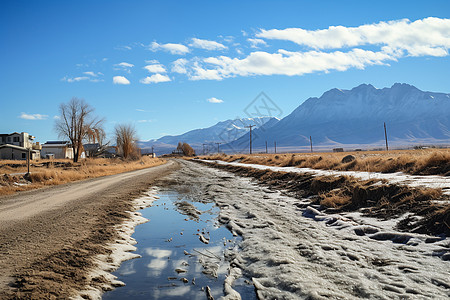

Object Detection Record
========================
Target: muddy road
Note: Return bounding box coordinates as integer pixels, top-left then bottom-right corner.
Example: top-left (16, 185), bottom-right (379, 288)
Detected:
top-left (154, 160), bottom-right (449, 299)
top-left (1, 159), bottom-right (449, 299)
top-left (0, 161), bottom-right (179, 299)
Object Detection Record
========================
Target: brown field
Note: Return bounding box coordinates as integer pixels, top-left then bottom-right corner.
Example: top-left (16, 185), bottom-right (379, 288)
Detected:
top-left (201, 148), bottom-right (450, 176)
top-left (0, 156), bottom-right (166, 195)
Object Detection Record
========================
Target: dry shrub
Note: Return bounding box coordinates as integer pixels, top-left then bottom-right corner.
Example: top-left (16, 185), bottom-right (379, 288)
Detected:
top-left (207, 149), bottom-right (450, 176)
top-left (320, 193), bottom-right (352, 208)
top-left (29, 170), bottom-right (56, 183)
top-left (315, 156), bottom-right (340, 169)
top-left (178, 142), bottom-right (195, 156)
top-left (413, 151), bottom-right (450, 175)
top-left (421, 206), bottom-right (450, 235)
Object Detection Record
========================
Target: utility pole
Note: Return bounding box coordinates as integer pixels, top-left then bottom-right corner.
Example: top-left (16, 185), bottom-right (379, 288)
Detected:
top-left (202, 143), bottom-right (206, 155)
top-left (274, 141), bottom-right (277, 154)
top-left (265, 141), bottom-right (268, 153)
top-left (384, 122), bottom-right (389, 151)
top-left (27, 148), bottom-right (30, 175)
top-left (215, 142), bottom-right (222, 154)
top-left (151, 146), bottom-right (154, 155)
top-left (245, 125), bottom-right (255, 154)
top-left (310, 136), bottom-right (313, 153)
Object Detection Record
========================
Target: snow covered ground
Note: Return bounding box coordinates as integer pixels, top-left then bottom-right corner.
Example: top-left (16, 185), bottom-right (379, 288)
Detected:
top-left (199, 159), bottom-right (450, 195)
top-left (173, 160), bottom-right (450, 299)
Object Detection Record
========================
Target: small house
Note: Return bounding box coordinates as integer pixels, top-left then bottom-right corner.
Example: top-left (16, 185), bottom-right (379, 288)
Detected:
top-left (0, 132), bottom-right (40, 160)
top-left (41, 141), bottom-right (74, 159)
top-left (0, 144), bottom-right (40, 160)
top-left (83, 143), bottom-right (100, 158)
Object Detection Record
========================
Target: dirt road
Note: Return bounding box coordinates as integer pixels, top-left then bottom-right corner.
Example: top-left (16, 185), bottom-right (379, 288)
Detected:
top-left (0, 160), bottom-right (179, 299)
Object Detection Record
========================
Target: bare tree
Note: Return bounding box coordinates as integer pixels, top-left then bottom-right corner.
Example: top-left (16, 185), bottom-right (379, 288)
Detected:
top-left (177, 142), bottom-right (195, 156)
top-left (115, 123), bottom-right (138, 159)
top-left (86, 126), bottom-right (106, 146)
top-left (55, 98), bottom-right (104, 162)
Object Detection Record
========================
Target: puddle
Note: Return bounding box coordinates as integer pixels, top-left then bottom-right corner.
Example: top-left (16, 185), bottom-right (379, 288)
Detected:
top-left (103, 189), bottom-right (256, 299)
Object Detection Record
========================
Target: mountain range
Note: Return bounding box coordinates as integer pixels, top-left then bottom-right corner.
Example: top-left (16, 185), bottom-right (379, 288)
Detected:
top-left (139, 83), bottom-right (450, 154)
top-left (138, 117), bottom-right (278, 155)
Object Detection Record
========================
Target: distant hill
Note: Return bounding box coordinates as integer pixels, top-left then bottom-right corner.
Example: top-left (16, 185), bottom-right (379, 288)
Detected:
top-left (225, 83), bottom-right (450, 152)
top-left (138, 117), bottom-right (279, 155)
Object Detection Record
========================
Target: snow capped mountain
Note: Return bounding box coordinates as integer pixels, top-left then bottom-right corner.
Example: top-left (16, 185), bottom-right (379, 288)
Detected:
top-left (226, 83), bottom-right (450, 152)
top-left (138, 117), bottom-right (279, 154)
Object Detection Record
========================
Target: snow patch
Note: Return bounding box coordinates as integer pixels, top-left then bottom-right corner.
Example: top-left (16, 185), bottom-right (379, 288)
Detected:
top-left (72, 188), bottom-right (160, 300)
top-left (200, 159), bottom-right (450, 195)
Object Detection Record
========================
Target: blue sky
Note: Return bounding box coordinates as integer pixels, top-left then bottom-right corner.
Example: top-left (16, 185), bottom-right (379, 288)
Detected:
top-left (1, 0), bottom-right (450, 143)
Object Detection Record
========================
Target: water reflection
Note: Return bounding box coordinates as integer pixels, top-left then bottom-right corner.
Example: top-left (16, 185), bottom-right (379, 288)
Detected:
top-left (153, 286), bottom-right (191, 299)
top-left (103, 190), bottom-right (255, 300)
top-left (117, 259), bottom-right (136, 276)
top-left (145, 248), bottom-right (172, 276)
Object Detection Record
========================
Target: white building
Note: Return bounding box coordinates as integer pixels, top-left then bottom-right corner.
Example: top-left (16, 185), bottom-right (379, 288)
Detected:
top-left (0, 132), bottom-right (40, 160)
top-left (41, 141), bottom-right (74, 159)
top-left (0, 132), bottom-right (35, 149)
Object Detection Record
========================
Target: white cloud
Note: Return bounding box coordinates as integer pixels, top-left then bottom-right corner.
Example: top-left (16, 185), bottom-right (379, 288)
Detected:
top-left (222, 36), bottom-right (234, 43)
top-left (83, 71), bottom-right (103, 77)
top-left (114, 62), bottom-right (134, 68)
top-left (113, 76), bottom-right (130, 85)
top-left (189, 62), bottom-right (223, 81)
top-left (140, 74), bottom-right (171, 84)
top-left (207, 97), bottom-right (223, 103)
top-left (171, 58), bottom-right (188, 74)
top-left (171, 17), bottom-right (450, 81)
top-left (19, 113), bottom-right (48, 120)
top-left (115, 45), bottom-right (132, 51)
top-left (248, 38), bottom-right (267, 48)
top-left (148, 42), bottom-right (189, 55)
top-left (186, 48), bottom-right (394, 80)
top-left (113, 62), bottom-right (134, 74)
top-left (137, 119), bottom-right (154, 123)
top-left (53, 115), bottom-right (60, 120)
top-left (190, 38), bottom-right (227, 50)
top-left (144, 64), bottom-right (167, 73)
top-left (61, 76), bottom-right (89, 83)
top-left (62, 73), bottom-right (104, 83)
top-left (256, 17), bottom-right (450, 57)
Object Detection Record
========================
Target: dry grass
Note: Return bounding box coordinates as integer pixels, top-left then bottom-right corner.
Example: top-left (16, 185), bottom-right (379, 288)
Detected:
top-left (202, 148), bottom-right (450, 176)
top-left (0, 157), bottom-right (166, 196)
top-left (203, 161), bottom-right (449, 235)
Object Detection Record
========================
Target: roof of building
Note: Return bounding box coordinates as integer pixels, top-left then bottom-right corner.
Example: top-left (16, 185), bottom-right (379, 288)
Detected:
top-left (44, 141), bottom-right (71, 145)
top-left (0, 144), bottom-right (39, 152)
top-left (83, 143), bottom-right (100, 151)
top-left (0, 132), bottom-right (20, 137)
